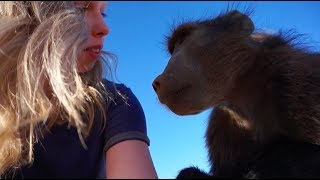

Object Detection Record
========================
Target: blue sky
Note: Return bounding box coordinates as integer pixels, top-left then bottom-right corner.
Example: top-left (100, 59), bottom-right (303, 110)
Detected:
top-left (103, 1), bottom-right (320, 178)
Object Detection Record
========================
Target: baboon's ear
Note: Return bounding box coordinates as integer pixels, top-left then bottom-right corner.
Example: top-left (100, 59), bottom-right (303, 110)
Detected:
top-left (228, 10), bottom-right (254, 35)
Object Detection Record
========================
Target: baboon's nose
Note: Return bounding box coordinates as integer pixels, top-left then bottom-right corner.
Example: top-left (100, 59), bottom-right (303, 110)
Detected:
top-left (152, 75), bottom-right (164, 93)
top-left (152, 81), bottom-right (159, 92)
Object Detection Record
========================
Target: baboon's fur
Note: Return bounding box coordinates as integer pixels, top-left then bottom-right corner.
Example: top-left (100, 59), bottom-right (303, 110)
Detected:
top-left (153, 10), bottom-right (320, 178)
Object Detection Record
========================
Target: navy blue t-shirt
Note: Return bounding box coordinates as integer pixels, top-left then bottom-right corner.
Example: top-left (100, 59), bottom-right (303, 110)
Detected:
top-left (6, 80), bottom-right (150, 178)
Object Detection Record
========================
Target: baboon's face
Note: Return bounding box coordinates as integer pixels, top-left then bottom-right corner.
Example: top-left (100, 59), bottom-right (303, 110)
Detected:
top-left (152, 10), bottom-right (254, 115)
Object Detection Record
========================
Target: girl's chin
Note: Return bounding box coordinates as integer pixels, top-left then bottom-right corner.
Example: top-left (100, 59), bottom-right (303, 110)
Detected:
top-left (77, 63), bottom-right (96, 73)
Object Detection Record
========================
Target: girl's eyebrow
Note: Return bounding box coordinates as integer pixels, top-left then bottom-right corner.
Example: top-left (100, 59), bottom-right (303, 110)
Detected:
top-left (101, 2), bottom-right (108, 10)
top-left (103, 2), bottom-right (108, 8)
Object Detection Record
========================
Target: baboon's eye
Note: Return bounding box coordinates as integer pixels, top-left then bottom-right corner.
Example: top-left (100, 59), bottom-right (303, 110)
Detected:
top-left (170, 37), bottom-right (185, 54)
top-left (168, 38), bottom-right (184, 55)
top-left (168, 24), bottom-right (196, 54)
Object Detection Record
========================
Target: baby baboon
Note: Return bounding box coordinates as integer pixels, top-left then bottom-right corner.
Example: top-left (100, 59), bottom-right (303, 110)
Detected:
top-left (152, 10), bottom-right (320, 178)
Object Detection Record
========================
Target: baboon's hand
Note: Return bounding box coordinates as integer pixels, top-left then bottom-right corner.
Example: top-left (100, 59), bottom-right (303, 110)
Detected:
top-left (176, 166), bottom-right (212, 179)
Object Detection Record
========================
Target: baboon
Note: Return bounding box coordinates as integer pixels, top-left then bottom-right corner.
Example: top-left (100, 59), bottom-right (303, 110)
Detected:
top-left (152, 10), bottom-right (320, 178)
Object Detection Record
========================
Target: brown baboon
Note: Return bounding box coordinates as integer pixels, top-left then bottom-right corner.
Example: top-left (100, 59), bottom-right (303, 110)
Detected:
top-left (152, 10), bottom-right (320, 178)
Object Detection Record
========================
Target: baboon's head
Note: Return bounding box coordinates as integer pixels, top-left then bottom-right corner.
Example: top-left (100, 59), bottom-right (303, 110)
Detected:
top-left (152, 10), bottom-right (255, 115)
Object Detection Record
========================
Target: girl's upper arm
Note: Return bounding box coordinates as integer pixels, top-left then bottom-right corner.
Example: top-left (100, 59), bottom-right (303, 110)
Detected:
top-left (106, 139), bottom-right (158, 179)
top-left (102, 81), bottom-right (157, 178)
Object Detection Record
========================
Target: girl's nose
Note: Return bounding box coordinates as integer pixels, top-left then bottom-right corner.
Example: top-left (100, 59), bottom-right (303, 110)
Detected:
top-left (92, 18), bottom-right (109, 38)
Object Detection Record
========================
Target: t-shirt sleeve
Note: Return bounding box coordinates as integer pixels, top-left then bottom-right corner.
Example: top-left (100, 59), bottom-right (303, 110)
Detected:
top-left (103, 82), bottom-right (150, 151)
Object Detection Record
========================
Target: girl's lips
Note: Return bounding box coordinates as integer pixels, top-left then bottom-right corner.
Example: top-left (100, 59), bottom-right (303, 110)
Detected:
top-left (84, 44), bottom-right (102, 60)
top-left (85, 49), bottom-right (100, 60)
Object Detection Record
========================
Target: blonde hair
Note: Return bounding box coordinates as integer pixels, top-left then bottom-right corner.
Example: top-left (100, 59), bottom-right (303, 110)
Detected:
top-left (0, 1), bottom-right (113, 175)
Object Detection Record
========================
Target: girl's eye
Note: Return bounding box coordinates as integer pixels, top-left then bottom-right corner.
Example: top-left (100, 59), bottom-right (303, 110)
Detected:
top-left (76, 3), bottom-right (108, 18)
top-left (101, 12), bottom-right (107, 18)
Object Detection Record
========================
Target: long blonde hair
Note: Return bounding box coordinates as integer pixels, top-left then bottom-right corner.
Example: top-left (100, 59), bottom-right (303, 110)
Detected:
top-left (0, 1), bottom-right (113, 175)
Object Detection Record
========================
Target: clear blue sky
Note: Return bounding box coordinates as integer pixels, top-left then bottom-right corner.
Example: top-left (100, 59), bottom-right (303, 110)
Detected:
top-left (102, 1), bottom-right (320, 178)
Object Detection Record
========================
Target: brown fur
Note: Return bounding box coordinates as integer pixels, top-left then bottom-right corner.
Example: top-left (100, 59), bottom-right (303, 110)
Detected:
top-left (153, 10), bottom-right (320, 178)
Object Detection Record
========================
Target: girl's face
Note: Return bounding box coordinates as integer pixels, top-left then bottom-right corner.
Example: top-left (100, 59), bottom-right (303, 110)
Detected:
top-left (75, 1), bottom-right (109, 73)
